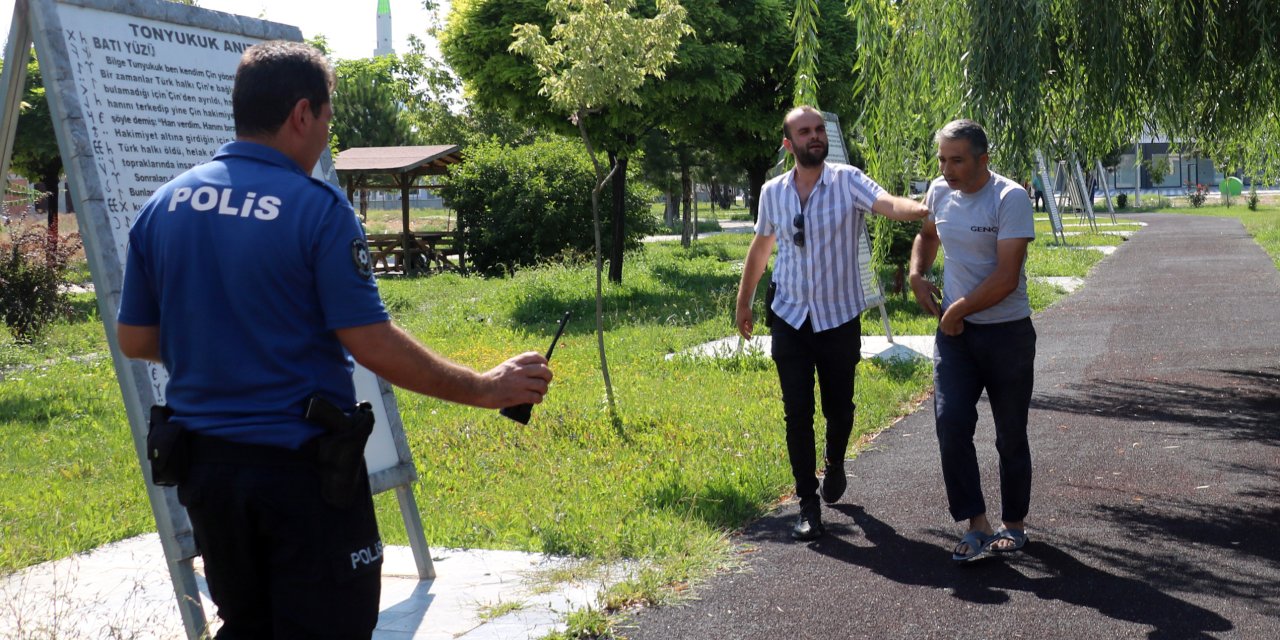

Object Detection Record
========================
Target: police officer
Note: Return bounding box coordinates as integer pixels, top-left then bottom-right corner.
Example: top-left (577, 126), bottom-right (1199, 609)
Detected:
top-left (117, 41), bottom-right (552, 638)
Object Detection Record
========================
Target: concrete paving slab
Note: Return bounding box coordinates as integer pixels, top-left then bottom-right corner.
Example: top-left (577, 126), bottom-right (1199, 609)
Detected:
top-left (1062, 230), bottom-right (1135, 238)
top-left (666, 334), bottom-right (934, 363)
top-left (1037, 276), bottom-right (1085, 293)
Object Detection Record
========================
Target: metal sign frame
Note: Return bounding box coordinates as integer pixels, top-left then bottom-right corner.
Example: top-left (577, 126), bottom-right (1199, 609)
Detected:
top-left (1069, 155), bottom-right (1099, 233)
top-left (1035, 150), bottom-right (1066, 245)
top-left (0, 2), bottom-right (433, 637)
top-left (1095, 158), bottom-right (1118, 223)
top-left (823, 112), bottom-right (894, 341)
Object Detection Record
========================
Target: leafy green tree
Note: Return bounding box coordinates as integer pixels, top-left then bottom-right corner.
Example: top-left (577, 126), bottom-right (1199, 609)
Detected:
top-left (732, 0), bottom-right (855, 221)
top-left (446, 0), bottom-right (704, 283)
top-left (331, 35), bottom-right (465, 149)
top-left (509, 0), bottom-right (691, 420)
top-left (790, 0), bottom-right (821, 107)
top-left (843, 0), bottom-right (1280, 183)
top-left (332, 64), bottom-right (419, 149)
top-left (1143, 156), bottom-right (1172, 188)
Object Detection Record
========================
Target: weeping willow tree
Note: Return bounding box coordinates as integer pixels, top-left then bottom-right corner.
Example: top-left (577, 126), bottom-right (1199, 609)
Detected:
top-left (791, 0), bottom-right (822, 106)
top-left (795, 0), bottom-right (1280, 266)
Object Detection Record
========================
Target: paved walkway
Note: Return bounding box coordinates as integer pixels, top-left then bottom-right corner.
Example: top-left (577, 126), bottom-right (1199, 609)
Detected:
top-left (0, 533), bottom-right (627, 639)
top-left (623, 213), bottom-right (1280, 639)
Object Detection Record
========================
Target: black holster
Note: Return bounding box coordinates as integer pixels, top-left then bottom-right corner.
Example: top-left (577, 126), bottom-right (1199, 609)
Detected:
top-left (146, 405), bottom-right (188, 487)
top-left (304, 395), bottom-right (375, 508)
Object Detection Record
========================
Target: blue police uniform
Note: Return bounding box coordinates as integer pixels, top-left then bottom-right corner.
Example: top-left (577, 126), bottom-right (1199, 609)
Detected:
top-left (120, 141), bottom-right (389, 638)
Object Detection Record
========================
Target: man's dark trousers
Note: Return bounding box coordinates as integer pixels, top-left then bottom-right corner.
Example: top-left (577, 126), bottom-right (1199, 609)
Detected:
top-left (178, 436), bottom-right (383, 639)
top-left (933, 317), bottom-right (1037, 522)
top-left (771, 315), bottom-right (861, 508)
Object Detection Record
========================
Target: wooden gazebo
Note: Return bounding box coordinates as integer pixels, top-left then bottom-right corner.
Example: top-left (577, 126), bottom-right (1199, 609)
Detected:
top-left (334, 145), bottom-right (464, 275)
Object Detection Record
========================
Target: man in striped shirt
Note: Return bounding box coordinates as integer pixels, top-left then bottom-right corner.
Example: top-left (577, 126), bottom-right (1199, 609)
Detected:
top-left (735, 106), bottom-right (929, 541)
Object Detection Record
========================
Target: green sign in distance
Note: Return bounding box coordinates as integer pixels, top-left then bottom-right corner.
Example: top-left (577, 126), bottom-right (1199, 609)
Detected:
top-left (1222, 176), bottom-right (1244, 196)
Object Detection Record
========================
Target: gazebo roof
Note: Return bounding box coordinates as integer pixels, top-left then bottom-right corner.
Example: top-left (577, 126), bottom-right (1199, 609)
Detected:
top-left (334, 145), bottom-right (462, 176)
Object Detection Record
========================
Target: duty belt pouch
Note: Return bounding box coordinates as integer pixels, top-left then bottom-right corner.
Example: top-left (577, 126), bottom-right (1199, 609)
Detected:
top-left (305, 395), bottom-right (375, 509)
top-left (146, 405), bottom-right (187, 487)
top-left (764, 280), bottom-right (777, 328)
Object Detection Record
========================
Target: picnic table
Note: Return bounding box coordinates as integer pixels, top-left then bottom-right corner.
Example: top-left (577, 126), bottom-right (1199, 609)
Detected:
top-left (365, 231), bottom-right (461, 276)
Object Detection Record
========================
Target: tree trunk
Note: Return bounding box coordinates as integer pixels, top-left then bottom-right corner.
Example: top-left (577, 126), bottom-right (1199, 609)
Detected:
top-left (608, 153), bottom-right (627, 284)
top-left (663, 189), bottom-right (676, 228)
top-left (680, 162), bottom-right (692, 248)
top-left (746, 163), bottom-right (767, 223)
top-left (41, 170), bottom-right (59, 253)
top-left (692, 181), bottom-right (699, 241)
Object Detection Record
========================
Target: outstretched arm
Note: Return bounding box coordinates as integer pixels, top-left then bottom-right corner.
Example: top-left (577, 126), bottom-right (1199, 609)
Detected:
top-left (871, 192), bottom-right (929, 221)
top-left (337, 321), bottom-right (552, 409)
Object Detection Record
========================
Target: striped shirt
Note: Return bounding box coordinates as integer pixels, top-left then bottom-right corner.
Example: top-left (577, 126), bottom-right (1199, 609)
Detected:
top-left (756, 162), bottom-right (885, 332)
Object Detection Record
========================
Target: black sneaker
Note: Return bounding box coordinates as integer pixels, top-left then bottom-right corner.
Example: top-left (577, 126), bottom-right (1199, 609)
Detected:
top-left (791, 509), bottom-right (825, 541)
top-left (821, 463), bottom-right (846, 504)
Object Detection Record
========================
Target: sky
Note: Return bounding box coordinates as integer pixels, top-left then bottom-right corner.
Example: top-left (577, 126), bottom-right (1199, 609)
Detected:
top-left (0, 0), bottom-right (449, 62)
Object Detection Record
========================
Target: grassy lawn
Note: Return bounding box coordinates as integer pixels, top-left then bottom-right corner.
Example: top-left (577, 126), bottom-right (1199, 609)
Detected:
top-left (0, 220), bottom-right (1107, 625)
top-left (361, 206), bottom-right (459, 235)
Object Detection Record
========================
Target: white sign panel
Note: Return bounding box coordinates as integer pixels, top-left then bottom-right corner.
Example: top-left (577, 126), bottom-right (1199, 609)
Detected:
top-left (56, 5), bottom-right (251, 405)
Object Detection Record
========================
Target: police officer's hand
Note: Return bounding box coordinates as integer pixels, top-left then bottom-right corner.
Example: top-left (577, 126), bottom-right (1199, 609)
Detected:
top-left (735, 303), bottom-right (754, 340)
top-left (481, 352), bottom-right (552, 409)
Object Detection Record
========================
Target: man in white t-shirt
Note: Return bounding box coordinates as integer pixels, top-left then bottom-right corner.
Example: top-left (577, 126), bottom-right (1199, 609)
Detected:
top-left (909, 119), bottom-right (1037, 563)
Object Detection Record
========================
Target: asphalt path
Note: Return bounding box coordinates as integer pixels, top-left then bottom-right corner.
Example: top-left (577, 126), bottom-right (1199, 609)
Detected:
top-left (623, 214), bottom-right (1280, 639)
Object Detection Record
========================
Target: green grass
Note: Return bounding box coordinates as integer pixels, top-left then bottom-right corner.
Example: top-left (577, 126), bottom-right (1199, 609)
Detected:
top-left (360, 206), bottom-right (458, 235)
top-left (477, 600), bottom-right (526, 621)
top-left (0, 225), bottom-right (1110, 624)
top-left (648, 201), bottom-right (746, 223)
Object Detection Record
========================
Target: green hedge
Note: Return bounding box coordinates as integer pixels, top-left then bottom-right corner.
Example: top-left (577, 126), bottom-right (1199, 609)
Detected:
top-left (441, 138), bottom-right (656, 276)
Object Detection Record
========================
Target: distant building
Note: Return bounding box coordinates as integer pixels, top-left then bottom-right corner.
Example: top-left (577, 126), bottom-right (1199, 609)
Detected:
top-left (1110, 134), bottom-right (1230, 194)
top-left (374, 0), bottom-right (393, 57)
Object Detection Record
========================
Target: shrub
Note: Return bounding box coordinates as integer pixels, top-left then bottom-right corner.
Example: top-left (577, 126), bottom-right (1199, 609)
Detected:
top-left (1186, 183), bottom-right (1209, 208)
top-left (441, 139), bottom-right (657, 276)
top-left (1247, 186), bottom-right (1260, 211)
top-left (0, 224), bottom-right (82, 343)
top-left (869, 216), bottom-right (920, 295)
top-left (1116, 193), bottom-right (1128, 209)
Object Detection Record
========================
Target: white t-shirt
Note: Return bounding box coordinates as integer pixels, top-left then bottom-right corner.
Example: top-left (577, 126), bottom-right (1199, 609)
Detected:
top-left (924, 170), bottom-right (1036, 324)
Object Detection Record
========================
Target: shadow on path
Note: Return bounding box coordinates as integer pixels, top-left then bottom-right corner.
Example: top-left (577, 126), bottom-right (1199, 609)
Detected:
top-left (777, 505), bottom-right (1235, 638)
top-left (1033, 367), bottom-right (1280, 446)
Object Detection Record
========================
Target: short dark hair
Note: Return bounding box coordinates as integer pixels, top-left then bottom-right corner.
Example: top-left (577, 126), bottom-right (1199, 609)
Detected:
top-left (233, 41), bottom-right (335, 138)
top-left (782, 106), bottom-right (824, 141)
top-left (935, 119), bottom-right (989, 158)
